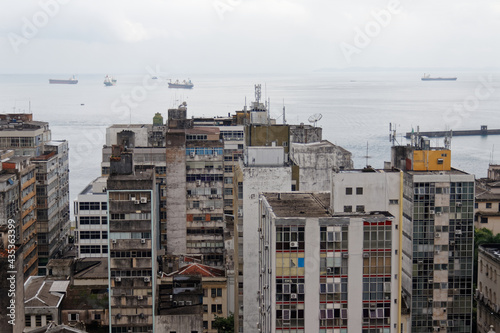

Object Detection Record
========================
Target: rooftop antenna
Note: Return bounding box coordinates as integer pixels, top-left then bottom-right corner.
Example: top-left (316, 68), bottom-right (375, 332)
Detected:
top-left (255, 84), bottom-right (261, 103)
top-left (389, 123), bottom-right (398, 146)
top-left (308, 113), bottom-right (323, 127)
top-left (282, 99), bottom-right (286, 125)
top-left (362, 141), bottom-right (371, 167)
top-left (444, 131), bottom-right (452, 150)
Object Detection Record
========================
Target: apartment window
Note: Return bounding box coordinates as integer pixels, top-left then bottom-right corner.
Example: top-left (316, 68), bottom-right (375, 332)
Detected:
top-left (356, 205), bottom-right (365, 212)
top-left (356, 187), bottom-right (363, 195)
top-left (25, 315), bottom-right (31, 327)
top-left (203, 321), bottom-right (208, 329)
top-left (94, 314), bottom-right (101, 320)
top-left (224, 166), bottom-right (233, 173)
top-left (389, 199), bottom-right (399, 205)
top-left (481, 217), bottom-right (488, 224)
top-left (344, 205), bottom-right (352, 213)
top-left (224, 177), bottom-right (233, 184)
top-left (203, 305), bottom-right (208, 313)
top-left (486, 203), bottom-right (492, 208)
top-left (36, 315), bottom-right (42, 327)
top-left (224, 188), bottom-right (233, 195)
top-left (346, 187), bottom-right (353, 195)
top-left (211, 288), bottom-right (223, 297)
top-left (68, 313), bottom-right (79, 321)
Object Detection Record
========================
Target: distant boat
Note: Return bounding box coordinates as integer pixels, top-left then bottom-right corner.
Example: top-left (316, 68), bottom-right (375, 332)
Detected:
top-left (49, 75), bottom-right (78, 84)
top-left (421, 74), bottom-right (457, 81)
top-left (103, 75), bottom-right (117, 86)
top-left (168, 79), bottom-right (194, 89)
top-left (151, 76), bottom-right (158, 80)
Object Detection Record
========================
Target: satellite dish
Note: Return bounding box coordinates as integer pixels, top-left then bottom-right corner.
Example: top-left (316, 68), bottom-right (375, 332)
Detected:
top-left (308, 113), bottom-right (323, 127)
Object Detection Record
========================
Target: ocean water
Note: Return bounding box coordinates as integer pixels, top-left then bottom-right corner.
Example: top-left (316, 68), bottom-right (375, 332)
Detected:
top-left (1, 71), bottom-right (500, 215)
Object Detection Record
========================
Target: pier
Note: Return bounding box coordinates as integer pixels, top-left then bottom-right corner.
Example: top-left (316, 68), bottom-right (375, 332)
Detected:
top-left (404, 126), bottom-right (500, 138)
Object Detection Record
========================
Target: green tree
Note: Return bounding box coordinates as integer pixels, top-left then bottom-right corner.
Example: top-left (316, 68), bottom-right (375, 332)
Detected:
top-left (212, 312), bottom-right (234, 333)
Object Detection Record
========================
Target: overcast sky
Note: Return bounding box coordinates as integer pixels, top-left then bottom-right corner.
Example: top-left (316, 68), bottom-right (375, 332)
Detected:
top-left (1, 0), bottom-right (499, 74)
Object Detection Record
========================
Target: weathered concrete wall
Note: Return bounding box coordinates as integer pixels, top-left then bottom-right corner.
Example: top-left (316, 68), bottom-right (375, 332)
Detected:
top-left (290, 141), bottom-right (353, 192)
top-left (166, 132), bottom-right (187, 255)
top-left (156, 314), bottom-right (203, 332)
top-left (242, 165), bottom-right (291, 333)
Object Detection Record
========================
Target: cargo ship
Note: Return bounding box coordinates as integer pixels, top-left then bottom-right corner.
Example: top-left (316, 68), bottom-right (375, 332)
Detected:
top-left (49, 75), bottom-right (78, 84)
top-left (421, 74), bottom-right (457, 81)
top-left (103, 75), bottom-right (117, 86)
top-left (168, 79), bottom-right (194, 89)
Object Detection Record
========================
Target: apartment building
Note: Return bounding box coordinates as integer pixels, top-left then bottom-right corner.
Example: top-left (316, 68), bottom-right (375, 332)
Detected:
top-left (258, 192), bottom-right (400, 333)
top-left (32, 140), bottom-right (70, 274)
top-left (107, 152), bottom-right (157, 333)
top-left (477, 244), bottom-right (500, 333)
top-left (73, 177), bottom-right (108, 258)
top-left (475, 165), bottom-right (500, 235)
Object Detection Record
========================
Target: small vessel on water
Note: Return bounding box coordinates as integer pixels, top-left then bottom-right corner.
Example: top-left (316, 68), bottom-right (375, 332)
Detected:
top-left (103, 75), bottom-right (117, 86)
top-left (49, 75), bottom-right (78, 84)
top-left (421, 74), bottom-right (457, 81)
top-left (168, 79), bottom-right (194, 89)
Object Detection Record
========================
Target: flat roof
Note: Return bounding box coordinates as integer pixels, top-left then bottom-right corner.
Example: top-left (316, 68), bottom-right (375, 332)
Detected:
top-left (262, 192), bottom-right (331, 218)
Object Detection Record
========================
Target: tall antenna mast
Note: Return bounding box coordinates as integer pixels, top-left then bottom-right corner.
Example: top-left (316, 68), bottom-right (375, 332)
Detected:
top-left (282, 99), bottom-right (286, 125)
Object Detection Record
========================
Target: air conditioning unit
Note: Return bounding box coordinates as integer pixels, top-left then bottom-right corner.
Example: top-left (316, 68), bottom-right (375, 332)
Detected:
top-left (456, 229), bottom-right (462, 235)
top-left (115, 277), bottom-right (121, 282)
top-left (141, 239), bottom-right (146, 244)
top-left (178, 301), bottom-right (185, 306)
top-left (429, 210), bottom-right (435, 215)
top-left (428, 298), bottom-right (433, 302)
top-left (363, 252), bottom-right (370, 258)
top-left (140, 197), bottom-right (147, 203)
top-left (435, 250), bottom-right (440, 254)
top-left (137, 295), bottom-right (143, 300)
top-left (342, 253), bottom-right (349, 258)
top-left (435, 233), bottom-right (441, 238)
top-left (210, 206), bottom-right (215, 211)
top-left (436, 212), bottom-right (442, 216)
top-left (134, 200), bottom-right (140, 204)
top-left (456, 202), bottom-right (462, 207)
top-left (326, 267), bottom-right (334, 273)
top-left (112, 239), bottom-right (117, 244)
top-left (190, 152), bottom-right (195, 158)
top-left (196, 180), bottom-right (201, 186)
top-left (186, 301), bottom-right (192, 306)
top-left (144, 277), bottom-right (150, 283)
top-left (290, 293), bottom-right (297, 299)
top-left (290, 241), bottom-right (298, 248)
top-left (130, 197), bottom-right (136, 201)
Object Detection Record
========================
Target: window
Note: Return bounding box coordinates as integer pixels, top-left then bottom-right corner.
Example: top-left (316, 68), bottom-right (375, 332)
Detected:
top-left (36, 315), bottom-right (42, 327)
top-left (486, 203), bottom-right (492, 208)
top-left (203, 321), bottom-right (208, 329)
top-left (356, 187), bottom-right (363, 195)
top-left (346, 187), bottom-right (353, 195)
top-left (356, 205), bottom-right (365, 212)
top-left (25, 315), bottom-right (31, 327)
top-left (481, 217), bottom-right (488, 224)
top-left (94, 314), bottom-right (101, 320)
top-left (389, 199), bottom-right (399, 205)
top-left (344, 206), bottom-right (352, 213)
top-left (203, 305), bottom-right (208, 313)
top-left (68, 313), bottom-right (79, 321)
top-left (212, 304), bottom-right (216, 313)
